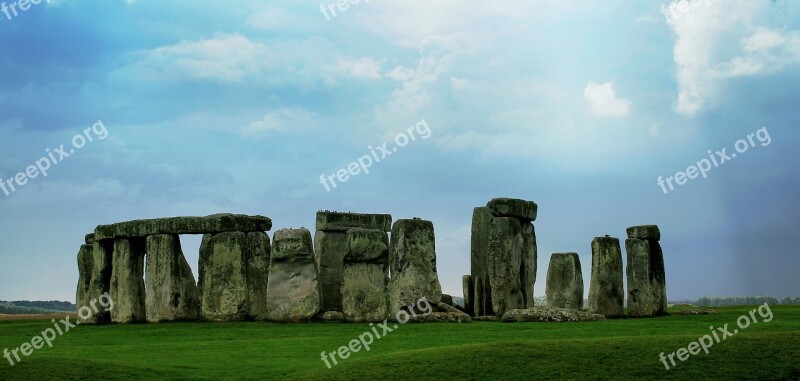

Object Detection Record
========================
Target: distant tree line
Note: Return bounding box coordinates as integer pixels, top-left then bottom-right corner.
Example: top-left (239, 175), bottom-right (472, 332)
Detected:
top-left (0, 300), bottom-right (75, 315)
top-left (693, 296), bottom-right (800, 307)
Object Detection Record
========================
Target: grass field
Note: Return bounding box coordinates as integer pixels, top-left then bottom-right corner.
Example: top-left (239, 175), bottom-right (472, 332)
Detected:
top-left (0, 305), bottom-right (798, 380)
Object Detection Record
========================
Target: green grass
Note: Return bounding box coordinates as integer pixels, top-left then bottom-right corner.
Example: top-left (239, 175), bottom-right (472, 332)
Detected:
top-left (0, 305), bottom-right (798, 380)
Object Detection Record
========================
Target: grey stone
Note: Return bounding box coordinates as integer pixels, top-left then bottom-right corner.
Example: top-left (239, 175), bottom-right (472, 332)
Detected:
top-left (95, 214), bottom-right (272, 241)
top-left (501, 306), bottom-right (605, 322)
top-left (198, 232), bottom-right (249, 321)
top-left (545, 253), bottom-right (584, 310)
top-left (473, 316), bottom-right (498, 321)
top-left (588, 236), bottom-right (625, 318)
top-left (110, 238), bottom-right (146, 323)
top-left (405, 312), bottom-right (472, 323)
top-left (246, 232), bottom-right (271, 320)
top-left (388, 219), bottom-right (443, 314)
top-left (78, 241), bottom-right (112, 324)
top-left (520, 222), bottom-right (537, 308)
top-left (626, 225), bottom-right (661, 241)
top-left (144, 234), bottom-right (199, 322)
top-left (440, 294), bottom-right (454, 306)
top-left (486, 198), bottom-right (538, 222)
top-left (487, 217), bottom-right (525, 316)
top-left (84, 234), bottom-right (95, 245)
top-left (266, 228), bottom-right (320, 322)
top-left (315, 211), bottom-right (392, 232)
top-left (321, 311), bottom-right (345, 322)
top-left (626, 238), bottom-right (667, 317)
top-left (314, 230), bottom-right (348, 313)
top-left (462, 275), bottom-right (474, 316)
top-left (470, 207), bottom-right (493, 316)
top-left (75, 244), bottom-right (94, 321)
top-left (342, 228), bottom-right (389, 322)
top-left (676, 309), bottom-right (718, 315)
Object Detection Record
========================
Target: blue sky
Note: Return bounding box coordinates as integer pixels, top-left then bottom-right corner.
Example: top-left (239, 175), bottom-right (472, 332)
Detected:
top-left (1, 0), bottom-right (798, 302)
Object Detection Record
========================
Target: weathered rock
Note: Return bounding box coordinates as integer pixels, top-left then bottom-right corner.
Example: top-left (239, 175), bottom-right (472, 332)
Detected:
top-left (486, 198), bottom-right (538, 222)
top-left (501, 306), bottom-right (606, 322)
top-left (440, 294), bottom-right (454, 306)
top-left (314, 230), bottom-right (348, 313)
top-left (315, 211), bottom-right (392, 232)
top-left (266, 228), bottom-right (320, 322)
top-left (110, 238), bottom-right (146, 323)
top-left (388, 219), bottom-right (443, 314)
top-left (84, 233), bottom-right (95, 245)
top-left (144, 234), bottom-right (199, 322)
top-left (462, 275), bottom-right (474, 316)
top-left (588, 236), bottom-right (625, 318)
top-left (545, 253), bottom-right (584, 310)
top-left (405, 312), bottom-right (472, 323)
top-left (198, 232), bottom-right (249, 321)
top-left (95, 214), bottom-right (272, 241)
top-left (470, 207), bottom-right (493, 316)
top-left (246, 232), bottom-right (271, 320)
top-left (487, 217), bottom-right (525, 316)
top-left (78, 241), bottom-right (112, 324)
top-left (473, 315), bottom-right (499, 322)
top-left (626, 236), bottom-right (667, 317)
top-left (342, 228), bottom-right (389, 322)
top-left (626, 225), bottom-right (661, 241)
top-left (320, 311), bottom-right (345, 322)
top-left (520, 222), bottom-right (537, 308)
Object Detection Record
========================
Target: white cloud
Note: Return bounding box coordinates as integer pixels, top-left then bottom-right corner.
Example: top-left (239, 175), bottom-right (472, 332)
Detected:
top-left (246, 6), bottom-right (296, 30)
top-left (583, 81), bottom-right (631, 118)
top-left (243, 108), bottom-right (316, 138)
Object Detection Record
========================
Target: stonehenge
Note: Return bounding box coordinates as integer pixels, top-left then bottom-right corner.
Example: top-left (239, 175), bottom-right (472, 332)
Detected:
top-left (469, 198), bottom-right (538, 317)
top-left (625, 225), bottom-right (667, 317)
top-left (588, 236), bottom-right (625, 318)
top-left (545, 253), bottom-right (584, 310)
top-left (74, 207), bottom-right (668, 324)
top-left (388, 218), bottom-right (443, 314)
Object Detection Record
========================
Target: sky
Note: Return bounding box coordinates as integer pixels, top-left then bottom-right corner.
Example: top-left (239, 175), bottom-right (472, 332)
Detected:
top-left (1, 0), bottom-right (798, 302)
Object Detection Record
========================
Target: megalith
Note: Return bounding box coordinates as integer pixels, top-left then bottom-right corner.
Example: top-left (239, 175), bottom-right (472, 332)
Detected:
top-left (625, 225), bottom-right (667, 317)
top-left (110, 238), bottom-right (146, 323)
top-left (487, 217), bottom-right (525, 316)
top-left (588, 236), bottom-right (624, 318)
top-left (341, 228), bottom-right (389, 322)
top-left (266, 228), bottom-right (320, 322)
top-left (314, 211), bottom-right (392, 313)
top-left (462, 275), bottom-right (474, 316)
top-left (388, 218), bottom-right (443, 314)
top-left (246, 231), bottom-right (271, 320)
top-left (76, 233), bottom-right (112, 324)
top-left (470, 207), bottom-right (493, 316)
top-left (144, 234), bottom-right (199, 322)
top-left (198, 232), bottom-right (250, 321)
top-left (545, 253), bottom-right (584, 310)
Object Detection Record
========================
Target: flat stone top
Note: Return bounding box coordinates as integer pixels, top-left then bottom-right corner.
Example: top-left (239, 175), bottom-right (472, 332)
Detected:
top-left (316, 211), bottom-right (392, 232)
top-left (626, 225), bottom-right (661, 240)
top-left (486, 198), bottom-right (538, 221)
top-left (551, 252), bottom-right (579, 259)
top-left (94, 213), bottom-right (272, 241)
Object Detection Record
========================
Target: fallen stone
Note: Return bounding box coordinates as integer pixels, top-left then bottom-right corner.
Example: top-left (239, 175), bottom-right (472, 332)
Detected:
top-left (320, 311), bottom-right (345, 322)
top-left (145, 234), bottom-right (199, 322)
top-left (473, 316), bottom-right (499, 322)
top-left (314, 230), bottom-right (348, 313)
top-left (545, 253), bottom-right (584, 310)
top-left (626, 225), bottom-right (661, 241)
top-left (315, 211), bottom-right (392, 232)
top-left (110, 238), bottom-right (147, 323)
top-left (588, 236), bottom-right (625, 318)
top-left (501, 306), bottom-right (606, 322)
top-left (440, 294), bottom-right (454, 306)
top-left (198, 232), bottom-right (250, 322)
top-left (676, 309), bottom-right (717, 315)
top-left (626, 237), bottom-right (667, 317)
top-left (95, 214), bottom-right (272, 241)
top-left (405, 312), bottom-right (472, 323)
top-left (487, 217), bottom-right (525, 316)
top-left (486, 198), bottom-right (538, 222)
top-left (388, 218), bottom-right (443, 314)
top-left (342, 228), bottom-right (389, 322)
top-left (266, 228), bottom-right (320, 322)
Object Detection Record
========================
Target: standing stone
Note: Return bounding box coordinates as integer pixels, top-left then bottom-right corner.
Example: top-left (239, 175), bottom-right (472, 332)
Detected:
top-left (314, 230), bottom-right (348, 313)
top-left (545, 253), bottom-right (584, 310)
top-left (78, 241), bottom-right (112, 324)
top-left (588, 236), bottom-right (624, 318)
top-left (198, 232), bottom-right (249, 321)
top-left (470, 207), bottom-right (493, 316)
top-left (110, 238), bottom-right (146, 323)
top-left (473, 276), bottom-right (485, 317)
top-left (341, 228), bottom-right (389, 322)
top-left (76, 243), bottom-right (94, 319)
top-left (389, 219), bottom-right (443, 314)
top-left (145, 234), bottom-right (199, 322)
top-left (246, 232), bottom-right (271, 320)
top-left (520, 222), bottom-right (537, 308)
top-left (487, 217), bottom-right (525, 316)
top-left (266, 228), bottom-right (320, 322)
top-left (626, 225), bottom-right (667, 317)
top-left (462, 275), bottom-right (474, 316)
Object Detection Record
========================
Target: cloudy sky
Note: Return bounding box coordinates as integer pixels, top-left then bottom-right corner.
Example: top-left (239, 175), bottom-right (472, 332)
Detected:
top-left (1, 0), bottom-right (798, 302)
